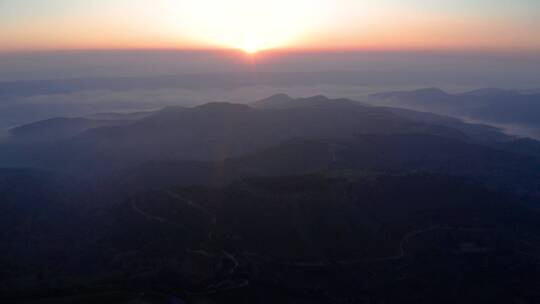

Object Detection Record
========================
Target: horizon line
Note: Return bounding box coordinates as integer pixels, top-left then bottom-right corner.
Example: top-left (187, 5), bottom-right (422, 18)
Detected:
top-left (2, 46), bottom-right (540, 56)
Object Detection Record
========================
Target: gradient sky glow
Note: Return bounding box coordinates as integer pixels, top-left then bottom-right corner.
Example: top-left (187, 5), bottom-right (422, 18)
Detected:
top-left (1, 0), bottom-right (539, 52)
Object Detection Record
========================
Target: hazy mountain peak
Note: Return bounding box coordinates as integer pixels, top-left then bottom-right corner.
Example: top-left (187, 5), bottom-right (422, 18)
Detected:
top-left (411, 87), bottom-right (448, 95)
top-left (85, 110), bottom-right (155, 121)
top-left (267, 93), bottom-right (294, 101)
top-left (254, 93), bottom-right (362, 110)
top-left (9, 117), bottom-right (129, 142)
top-left (461, 88), bottom-right (518, 97)
top-left (252, 93), bottom-right (295, 109)
top-left (370, 87), bottom-right (449, 100)
top-left (194, 102), bottom-right (252, 112)
top-left (302, 94), bottom-right (330, 101)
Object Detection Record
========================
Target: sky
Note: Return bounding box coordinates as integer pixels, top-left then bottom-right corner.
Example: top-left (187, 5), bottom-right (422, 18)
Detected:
top-left (1, 0), bottom-right (539, 52)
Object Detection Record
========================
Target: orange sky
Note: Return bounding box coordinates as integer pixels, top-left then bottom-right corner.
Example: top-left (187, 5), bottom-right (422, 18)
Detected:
top-left (1, 0), bottom-right (539, 52)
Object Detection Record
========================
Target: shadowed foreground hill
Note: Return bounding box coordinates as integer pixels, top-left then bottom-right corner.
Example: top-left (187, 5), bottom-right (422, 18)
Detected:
top-left (3, 94), bottom-right (540, 303)
top-left (4, 174), bottom-right (540, 303)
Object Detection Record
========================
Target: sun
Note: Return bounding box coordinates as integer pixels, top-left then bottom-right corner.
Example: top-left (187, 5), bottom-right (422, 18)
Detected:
top-left (241, 35), bottom-right (259, 54)
top-left (167, 1), bottom-right (330, 53)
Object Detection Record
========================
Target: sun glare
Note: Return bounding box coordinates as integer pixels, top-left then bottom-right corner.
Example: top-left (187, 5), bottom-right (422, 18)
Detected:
top-left (242, 35), bottom-right (259, 54)
top-left (168, 0), bottom-right (329, 52)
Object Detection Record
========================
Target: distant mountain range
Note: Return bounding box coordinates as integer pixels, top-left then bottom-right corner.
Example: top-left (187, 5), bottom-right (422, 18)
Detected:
top-left (1, 94), bottom-right (539, 196)
top-left (369, 88), bottom-right (540, 138)
top-left (0, 94), bottom-right (519, 167)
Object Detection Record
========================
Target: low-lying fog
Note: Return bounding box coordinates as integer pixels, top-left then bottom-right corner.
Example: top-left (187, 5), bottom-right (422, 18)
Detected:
top-left (1, 50), bottom-right (539, 138)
